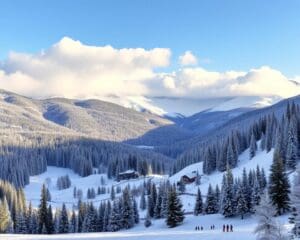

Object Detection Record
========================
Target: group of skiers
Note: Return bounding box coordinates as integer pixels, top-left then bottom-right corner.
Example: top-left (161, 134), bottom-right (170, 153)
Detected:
top-left (223, 224), bottom-right (233, 232)
top-left (194, 224), bottom-right (233, 232)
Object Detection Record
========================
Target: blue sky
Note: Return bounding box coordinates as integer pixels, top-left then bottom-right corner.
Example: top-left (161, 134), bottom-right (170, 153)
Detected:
top-left (1, 0), bottom-right (300, 76)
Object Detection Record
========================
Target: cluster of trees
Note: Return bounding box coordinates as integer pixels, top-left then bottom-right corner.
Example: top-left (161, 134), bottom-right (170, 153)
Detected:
top-left (173, 102), bottom-right (300, 176)
top-left (56, 175), bottom-right (71, 190)
top-left (138, 180), bottom-right (185, 228)
top-left (0, 184), bottom-right (141, 234)
top-left (0, 135), bottom-right (171, 188)
top-left (193, 166), bottom-right (267, 219)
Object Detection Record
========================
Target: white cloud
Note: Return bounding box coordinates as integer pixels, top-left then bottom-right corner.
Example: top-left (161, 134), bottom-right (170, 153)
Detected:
top-left (179, 51), bottom-right (198, 66)
top-left (0, 37), bottom-right (171, 98)
top-left (157, 66), bottom-right (300, 98)
top-left (0, 37), bottom-right (299, 101)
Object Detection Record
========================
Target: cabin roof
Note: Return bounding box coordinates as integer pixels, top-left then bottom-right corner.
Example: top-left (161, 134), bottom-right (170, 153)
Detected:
top-left (119, 170), bottom-right (137, 175)
top-left (182, 172), bottom-right (197, 179)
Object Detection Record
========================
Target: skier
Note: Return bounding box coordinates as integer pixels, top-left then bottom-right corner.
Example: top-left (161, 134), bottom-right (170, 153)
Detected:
top-left (200, 226), bottom-right (203, 231)
top-left (230, 225), bottom-right (233, 232)
top-left (223, 224), bottom-right (225, 232)
top-left (226, 224), bottom-right (229, 232)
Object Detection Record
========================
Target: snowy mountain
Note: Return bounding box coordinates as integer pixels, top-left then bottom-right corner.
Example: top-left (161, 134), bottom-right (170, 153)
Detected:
top-left (0, 89), bottom-right (191, 145)
top-left (103, 95), bottom-right (284, 117)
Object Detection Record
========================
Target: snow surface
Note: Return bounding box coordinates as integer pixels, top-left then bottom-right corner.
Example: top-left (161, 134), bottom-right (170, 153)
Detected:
top-left (101, 95), bottom-right (282, 117)
top-left (24, 167), bottom-right (167, 210)
top-left (20, 143), bottom-right (293, 240)
top-left (209, 96), bottom-right (282, 112)
top-left (170, 143), bottom-right (274, 199)
top-left (25, 141), bottom-right (274, 213)
top-left (1, 214), bottom-right (291, 240)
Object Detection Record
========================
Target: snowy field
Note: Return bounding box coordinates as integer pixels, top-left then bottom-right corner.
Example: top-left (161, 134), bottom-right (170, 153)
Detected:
top-left (1, 214), bottom-right (291, 240)
top-left (24, 142), bottom-right (274, 212)
top-left (19, 143), bottom-right (293, 240)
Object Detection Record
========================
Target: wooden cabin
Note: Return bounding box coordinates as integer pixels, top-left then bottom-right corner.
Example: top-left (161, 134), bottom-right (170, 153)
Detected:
top-left (180, 171), bottom-right (198, 184)
top-left (117, 170), bottom-right (139, 181)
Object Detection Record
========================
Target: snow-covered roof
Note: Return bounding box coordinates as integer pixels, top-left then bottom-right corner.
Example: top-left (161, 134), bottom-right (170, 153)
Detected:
top-left (182, 172), bottom-right (197, 179)
top-left (119, 170), bottom-right (137, 175)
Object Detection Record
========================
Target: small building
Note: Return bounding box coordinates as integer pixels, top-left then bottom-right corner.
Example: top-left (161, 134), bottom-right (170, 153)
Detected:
top-left (180, 171), bottom-right (198, 184)
top-left (117, 170), bottom-right (139, 181)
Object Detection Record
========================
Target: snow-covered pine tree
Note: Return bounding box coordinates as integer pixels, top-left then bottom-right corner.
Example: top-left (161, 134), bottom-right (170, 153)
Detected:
top-left (103, 201), bottom-right (111, 232)
top-left (194, 188), bottom-right (203, 216)
top-left (254, 193), bottom-right (284, 240)
top-left (249, 132), bottom-right (257, 159)
top-left (205, 184), bottom-right (217, 214)
top-left (109, 200), bottom-right (121, 232)
top-left (133, 198), bottom-right (139, 224)
top-left (121, 187), bottom-right (134, 229)
top-left (221, 166), bottom-right (235, 217)
top-left (58, 203), bottom-right (69, 233)
top-left (166, 186), bottom-right (184, 228)
top-left (286, 115), bottom-right (298, 170)
top-left (236, 183), bottom-right (248, 219)
top-left (69, 210), bottom-right (77, 233)
top-left (154, 186), bottom-right (163, 218)
top-left (269, 151), bottom-right (291, 215)
top-left (47, 205), bottom-right (54, 234)
top-left (111, 186), bottom-right (116, 200)
top-left (290, 165), bottom-right (300, 237)
top-left (140, 189), bottom-right (146, 210)
top-left (251, 176), bottom-right (261, 212)
top-left (144, 212), bottom-right (152, 228)
top-left (38, 184), bottom-right (49, 233)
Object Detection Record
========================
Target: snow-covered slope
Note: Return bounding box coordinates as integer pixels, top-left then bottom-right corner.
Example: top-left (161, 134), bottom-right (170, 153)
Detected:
top-left (24, 141), bottom-right (273, 213)
top-left (20, 144), bottom-right (291, 240)
top-left (3, 214), bottom-right (291, 240)
top-left (0, 89), bottom-right (192, 145)
top-left (103, 95), bottom-right (284, 117)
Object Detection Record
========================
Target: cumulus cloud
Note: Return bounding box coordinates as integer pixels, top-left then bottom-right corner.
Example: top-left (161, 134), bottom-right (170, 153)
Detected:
top-left (0, 37), bottom-right (299, 101)
top-left (157, 66), bottom-right (300, 98)
top-left (0, 37), bottom-right (171, 98)
top-left (179, 51), bottom-right (198, 66)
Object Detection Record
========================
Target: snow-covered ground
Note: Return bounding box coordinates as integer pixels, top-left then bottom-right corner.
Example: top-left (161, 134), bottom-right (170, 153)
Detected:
top-left (1, 214), bottom-right (291, 240)
top-left (20, 143), bottom-right (293, 240)
top-left (25, 142), bottom-right (274, 213)
top-left (24, 166), bottom-right (167, 210)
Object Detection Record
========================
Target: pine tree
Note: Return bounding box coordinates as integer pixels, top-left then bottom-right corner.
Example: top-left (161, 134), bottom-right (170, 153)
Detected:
top-left (144, 213), bottom-right (152, 228)
top-left (111, 186), bottom-right (116, 200)
top-left (249, 132), bottom-right (257, 159)
top-left (121, 187), bottom-right (134, 229)
top-left (221, 166), bottom-right (235, 217)
top-left (140, 189), bottom-right (146, 210)
top-left (47, 205), bottom-right (54, 234)
top-left (254, 193), bottom-right (283, 240)
top-left (236, 184), bottom-right (248, 219)
top-left (268, 152), bottom-right (291, 215)
top-left (108, 200), bottom-right (121, 232)
top-left (70, 210), bottom-right (77, 233)
top-left (166, 187), bottom-right (184, 228)
top-left (286, 116), bottom-right (298, 170)
top-left (178, 180), bottom-right (186, 193)
top-left (0, 197), bottom-right (11, 233)
top-left (59, 203), bottom-right (69, 233)
top-left (194, 188), bottom-right (203, 216)
top-left (291, 165), bottom-right (300, 237)
top-left (15, 212), bottom-right (27, 234)
top-left (251, 176), bottom-right (261, 211)
top-left (38, 184), bottom-right (49, 233)
top-left (205, 184), bottom-right (217, 214)
top-left (133, 199), bottom-right (139, 224)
